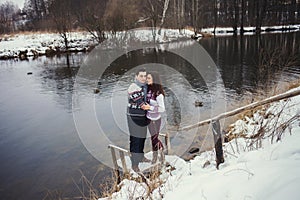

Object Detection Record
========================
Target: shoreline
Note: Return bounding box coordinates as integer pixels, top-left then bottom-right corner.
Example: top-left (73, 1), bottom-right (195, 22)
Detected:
top-left (0, 28), bottom-right (193, 61)
top-left (1, 25), bottom-right (299, 61)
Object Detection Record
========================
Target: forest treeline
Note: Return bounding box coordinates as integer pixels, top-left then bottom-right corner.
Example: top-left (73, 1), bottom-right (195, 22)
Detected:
top-left (1, 0), bottom-right (300, 38)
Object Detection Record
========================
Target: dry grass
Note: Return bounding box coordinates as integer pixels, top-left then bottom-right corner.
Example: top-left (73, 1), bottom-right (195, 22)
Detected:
top-left (287, 79), bottom-right (300, 90)
top-left (43, 189), bottom-right (65, 200)
top-left (102, 164), bottom-right (176, 200)
top-left (0, 29), bottom-right (90, 38)
top-left (225, 96), bottom-right (300, 155)
top-left (42, 168), bottom-right (120, 200)
top-left (224, 77), bottom-right (300, 133)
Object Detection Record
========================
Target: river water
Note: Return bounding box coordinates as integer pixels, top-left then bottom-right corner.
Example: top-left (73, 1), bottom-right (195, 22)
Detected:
top-left (0, 32), bottom-right (299, 199)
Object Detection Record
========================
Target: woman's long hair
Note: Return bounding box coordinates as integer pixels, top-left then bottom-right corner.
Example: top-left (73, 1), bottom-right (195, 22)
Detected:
top-left (147, 71), bottom-right (165, 99)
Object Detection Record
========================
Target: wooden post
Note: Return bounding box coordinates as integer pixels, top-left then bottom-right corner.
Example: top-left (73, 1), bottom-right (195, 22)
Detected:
top-left (110, 147), bottom-right (121, 183)
top-left (165, 132), bottom-right (171, 155)
top-left (212, 120), bottom-right (224, 169)
top-left (159, 132), bottom-right (171, 155)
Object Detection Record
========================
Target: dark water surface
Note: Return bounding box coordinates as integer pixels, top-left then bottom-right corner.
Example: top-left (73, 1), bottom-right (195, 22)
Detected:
top-left (0, 32), bottom-right (299, 199)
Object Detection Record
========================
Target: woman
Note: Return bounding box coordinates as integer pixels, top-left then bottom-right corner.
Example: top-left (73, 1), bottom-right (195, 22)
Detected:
top-left (143, 71), bottom-right (166, 164)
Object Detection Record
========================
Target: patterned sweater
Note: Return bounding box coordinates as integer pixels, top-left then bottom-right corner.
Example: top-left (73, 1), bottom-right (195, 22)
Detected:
top-left (146, 90), bottom-right (165, 120)
top-left (127, 82), bottom-right (147, 117)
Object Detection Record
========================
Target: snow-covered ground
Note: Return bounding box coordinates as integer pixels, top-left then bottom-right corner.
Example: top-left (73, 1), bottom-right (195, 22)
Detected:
top-left (0, 31), bottom-right (97, 59)
top-left (203, 24), bottom-right (300, 36)
top-left (1, 25), bottom-right (299, 60)
top-left (101, 87), bottom-right (300, 200)
top-left (0, 29), bottom-right (194, 59)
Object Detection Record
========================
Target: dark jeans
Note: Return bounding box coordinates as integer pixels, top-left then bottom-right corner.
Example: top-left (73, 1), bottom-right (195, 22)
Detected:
top-left (148, 118), bottom-right (164, 151)
top-left (127, 115), bottom-right (149, 166)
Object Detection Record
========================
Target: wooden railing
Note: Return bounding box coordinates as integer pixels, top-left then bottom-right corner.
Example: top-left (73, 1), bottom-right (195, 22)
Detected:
top-left (180, 88), bottom-right (300, 168)
top-left (108, 132), bottom-right (170, 180)
top-left (109, 88), bottom-right (300, 175)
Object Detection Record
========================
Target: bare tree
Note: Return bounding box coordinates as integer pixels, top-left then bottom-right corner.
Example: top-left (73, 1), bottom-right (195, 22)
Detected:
top-left (0, 1), bottom-right (19, 34)
top-left (23, 0), bottom-right (48, 30)
top-left (166, 0), bottom-right (185, 30)
top-left (288, 0), bottom-right (296, 25)
top-left (212, 0), bottom-right (218, 34)
top-left (105, 5), bottom-right (126, 36)
top-left (73, 0), bottom-right (108, 44)
top-left (158, 0), bottom-right (170, 33)
top-left (254, 0), bottom-right (268, 34)
top-left (48, 0), bottom-right (74, 66)
top-left (4, 0), bottom-right (300, 36)
top-left (142, 0), bottom-right (171, 41)
top-left (104, 0), bottom-right (141, 35)
top-left (177, 0), bottom-right (185, 31)
top-left (48, 0), bottom-right (73, 50)
top-left (190, 0), bottom-right (199, 34)
top-left (233, 0), bottom-right (239, 36)
top-left (240, 0), bottom-right (245, 35)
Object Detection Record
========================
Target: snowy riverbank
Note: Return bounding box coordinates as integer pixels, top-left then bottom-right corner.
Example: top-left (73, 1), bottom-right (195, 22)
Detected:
top-left (0, 31), bottom-right (97, 59)
top-left (0, 29), bottom-right (194, 60)
top-left (1, 25), bottom-right (299, 60)
top-left (101, 87), bottom-right (300, 200)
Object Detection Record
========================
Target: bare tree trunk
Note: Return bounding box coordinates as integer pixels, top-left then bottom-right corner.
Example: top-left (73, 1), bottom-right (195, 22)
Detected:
top-left (62, 32), bottom-right (69, 50)
top-left (160, 0), bottom-right (170, 28)
top-left (33, 0), bottom-right (40, 19)
top-left (255, 0), bottom-right (267, 34)
top-left (192, 0), bottom-right (195, 33)
top-left (233, 0), bottom-right (239, 36)
top-left (195, 0), bottom-right (199, 33)
top-left (180, 0), bottom-right (185, 31)
top-left (240, 0), bottom-right (245, 35)
top-left (191, 0), bottom-right (199, 34)
top-left (173, 0), bottom-right (177, 28)
top-left (289, 0), bottom-right (296, 25)
top-left (177, 0), bottom-right (180, 29)
top-left (213, 0), bottom-right (218, 35)
top-left (49, 0), bottom-right (72, 65)
top-left (158, 0), bottom-right (170, 34)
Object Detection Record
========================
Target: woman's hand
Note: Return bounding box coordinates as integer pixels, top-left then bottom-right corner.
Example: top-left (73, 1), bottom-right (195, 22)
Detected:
top-left (141, 103), bottom-right (151, 110)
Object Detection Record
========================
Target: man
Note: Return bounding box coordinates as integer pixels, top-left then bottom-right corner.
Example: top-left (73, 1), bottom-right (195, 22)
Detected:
top-left (127, 68), bottom-right (150, 172)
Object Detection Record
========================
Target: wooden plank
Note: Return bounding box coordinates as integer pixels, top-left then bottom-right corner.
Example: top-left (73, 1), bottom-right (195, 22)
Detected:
top-left (180, 88), bottom-right (300, 131)
top-left (108, 144), bottom-right (129, 153)
top-left (119, 151), bottom-right (128, 173)
top-left (159, 133), bottom-right (166, 137)
top-left (110, 147), bottom-right (121, 183)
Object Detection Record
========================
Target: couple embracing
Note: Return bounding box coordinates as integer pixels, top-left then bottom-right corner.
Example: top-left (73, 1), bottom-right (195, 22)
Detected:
top-left (127, 69), bottom-right (165, 172)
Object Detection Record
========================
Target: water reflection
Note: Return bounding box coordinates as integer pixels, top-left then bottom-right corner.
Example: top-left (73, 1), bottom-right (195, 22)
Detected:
top-left (0, 32), bottom-right (299, 200)
top-left (0, 54), bottom-right (108, 200)
top-left (199, 32), bottom-right (300, 95)
top-left (102, 48), bottom-right (207, 91)
top-left (37, 54), bottom-right (83, 112)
